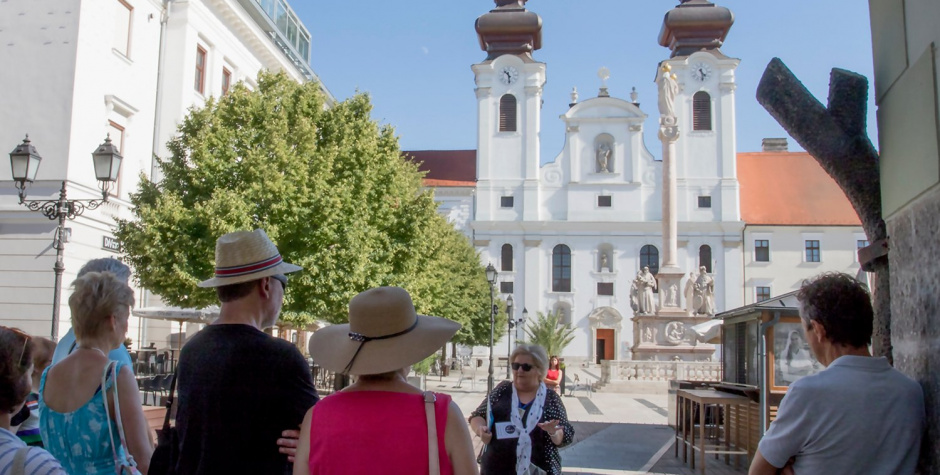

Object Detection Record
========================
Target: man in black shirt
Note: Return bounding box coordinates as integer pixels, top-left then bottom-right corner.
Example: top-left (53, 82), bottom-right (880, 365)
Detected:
top-left (175, 229), bottom-right (318, 474)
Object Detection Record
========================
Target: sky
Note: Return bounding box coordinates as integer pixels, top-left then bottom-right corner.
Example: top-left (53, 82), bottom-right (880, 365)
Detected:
top-left (292, 1), bottom-right (875, 162)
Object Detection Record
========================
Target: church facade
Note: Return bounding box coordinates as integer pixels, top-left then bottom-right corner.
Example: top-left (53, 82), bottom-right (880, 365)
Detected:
top-left (407, 0), bottom-right (863, 365)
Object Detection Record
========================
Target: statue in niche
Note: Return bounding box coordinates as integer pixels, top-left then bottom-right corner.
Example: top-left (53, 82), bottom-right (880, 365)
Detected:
top-left (599, 252), bottom-right (609, 272)
top-left (690, 266), bottom-right (716, 315)
top-left (664, 282), bottom-right (679, 307)
top-left (596, 142), bottom-right (612, 173)
top-left (665, 321), bottom-right (685, 344)
top-left (657, 63), bottom-right (679, 119)
top-left (630, 267), bottom-right (657, 315)
top-left (684, 272), bottom-right (696, 316)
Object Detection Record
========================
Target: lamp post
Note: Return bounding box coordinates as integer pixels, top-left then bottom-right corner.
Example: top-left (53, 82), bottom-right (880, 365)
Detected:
top-left (505, 295), bottom-right (514, 379)
top-left (9, 135), bottom-right (122, 341)
top-left (485, 263), bottom-right (498, 394)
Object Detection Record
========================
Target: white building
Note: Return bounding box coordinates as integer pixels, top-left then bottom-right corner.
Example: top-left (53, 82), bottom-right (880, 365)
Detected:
top-left (0, 0), bottom-right (332, 344)
top-left (407, 1), bottom-right (862, 366)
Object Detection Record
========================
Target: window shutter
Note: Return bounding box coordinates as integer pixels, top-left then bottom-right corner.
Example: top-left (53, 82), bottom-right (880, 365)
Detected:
top-left (499, 95), bottom-right (517, 132)
top-left (693, 92), bottom-right (711, 131)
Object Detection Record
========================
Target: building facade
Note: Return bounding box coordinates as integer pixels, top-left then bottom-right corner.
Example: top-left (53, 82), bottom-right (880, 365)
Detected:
top-left (407, 1), bottom-right (862, 365)
top-left (0, 0), bottom-right (331, 344)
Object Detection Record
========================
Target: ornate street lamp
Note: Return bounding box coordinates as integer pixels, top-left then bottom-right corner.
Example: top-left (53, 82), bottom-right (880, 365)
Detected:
top-left (485, 262), bottom-right (498, 394)
top-left (9, 135), bottom-right (122, 340)
top-left (505, 295), bottom-right (514, 379)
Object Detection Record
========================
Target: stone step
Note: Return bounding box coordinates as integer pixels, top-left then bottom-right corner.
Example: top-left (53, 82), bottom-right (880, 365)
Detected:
top-left (595, 380), bottom-right (669, 394)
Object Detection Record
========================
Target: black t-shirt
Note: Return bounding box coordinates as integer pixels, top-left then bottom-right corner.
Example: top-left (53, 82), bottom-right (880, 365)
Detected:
top-left (174, 324), bottom-right (319, 475)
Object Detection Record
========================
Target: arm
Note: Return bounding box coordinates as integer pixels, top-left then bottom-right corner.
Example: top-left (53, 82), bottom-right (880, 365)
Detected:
top-left (468, 390), bottom-right (494, 445)
top-left (543, 370), bottom-right (561, 388)
top-left (749, 450), bottom-right (782, 475)
top-left (116, 365), bottom-right (153, 474)
top-left (445, 401), bottom-right (479, 475)
top-left (280, 346), bottom-right (319, 462)
top-left (292, 408), bottom-right (313, 475)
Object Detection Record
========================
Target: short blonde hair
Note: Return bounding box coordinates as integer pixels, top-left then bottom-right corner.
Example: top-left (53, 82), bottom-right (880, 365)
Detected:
top-left (510, 344), bottom-right (549, 380)
top-left (69, 272), bottom-right (134, 340)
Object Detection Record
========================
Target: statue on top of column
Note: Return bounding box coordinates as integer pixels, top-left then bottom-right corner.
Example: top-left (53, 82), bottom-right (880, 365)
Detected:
top-left (657, 63), bottom-right (679, 119)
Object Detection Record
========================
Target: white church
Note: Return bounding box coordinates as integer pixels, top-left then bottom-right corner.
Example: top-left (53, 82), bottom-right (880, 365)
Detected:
top-left (407, 0), bottom-right (865, 367)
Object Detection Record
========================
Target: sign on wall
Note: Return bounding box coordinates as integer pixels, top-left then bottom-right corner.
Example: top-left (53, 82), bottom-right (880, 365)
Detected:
top-left (102, 236), bottom-right (120, 253)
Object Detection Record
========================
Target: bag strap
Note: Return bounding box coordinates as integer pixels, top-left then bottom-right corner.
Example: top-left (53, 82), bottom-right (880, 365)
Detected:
top-left (102, 361), bottom-right (139, 470)
top-left (162, 372), bottom-right (178, 431)
top-left (423, 391), bottom-right (440, 475)
top-left (11, 446), bottom-right (29, 475)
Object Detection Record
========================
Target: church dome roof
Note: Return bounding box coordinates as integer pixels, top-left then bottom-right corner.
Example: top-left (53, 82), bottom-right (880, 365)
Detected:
top-left (658, 0), bottom-right (734, 58)
top-left (475, 0), bottom-right (542, 61)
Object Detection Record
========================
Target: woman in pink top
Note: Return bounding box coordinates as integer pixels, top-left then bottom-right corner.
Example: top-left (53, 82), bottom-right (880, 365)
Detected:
top-left (294, 287), bottom-right (477, 475)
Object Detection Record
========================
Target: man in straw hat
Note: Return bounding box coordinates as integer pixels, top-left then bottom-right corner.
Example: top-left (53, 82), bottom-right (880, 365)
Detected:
top-left (174, 229), bottom-right (319, 475)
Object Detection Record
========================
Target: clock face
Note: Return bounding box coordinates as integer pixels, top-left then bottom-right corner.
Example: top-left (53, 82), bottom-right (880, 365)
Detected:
top-left (691, 62), bottom-right (713, 82)
top-left (498, 66), bottom-right (519, 85)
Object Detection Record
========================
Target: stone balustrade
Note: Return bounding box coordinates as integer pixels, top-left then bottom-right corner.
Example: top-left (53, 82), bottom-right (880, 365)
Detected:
top-left (600, 360), bottom-right (722, 383)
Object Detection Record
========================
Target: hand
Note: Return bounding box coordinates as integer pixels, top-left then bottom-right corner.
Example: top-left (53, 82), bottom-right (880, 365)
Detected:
top-left (537, 419), bottom-right (561, 436)
top-left (278, 429), bottom-right (300, 463)
top-left (478, 426), bottom-right (493, 445)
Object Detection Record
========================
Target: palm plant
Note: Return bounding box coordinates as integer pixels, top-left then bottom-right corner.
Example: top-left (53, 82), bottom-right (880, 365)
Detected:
top-left (522, 310), bottom-right (576, 358)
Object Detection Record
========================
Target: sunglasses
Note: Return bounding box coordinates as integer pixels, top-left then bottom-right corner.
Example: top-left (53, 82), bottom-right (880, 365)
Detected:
top-left (511, 362), bottom-right (534, 372)
top-left (271, 274), bottom-right (288, 290)
top-left (2, 327), bottom-right (30, 367)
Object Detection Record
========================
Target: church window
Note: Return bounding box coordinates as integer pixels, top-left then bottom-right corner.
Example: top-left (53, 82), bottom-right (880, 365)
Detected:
top-left (552, 245), bottom-right (571, 292)
top-left (640, 245), bottom-right (659, 275)
top-left (501, 244), bottom-right (513, 272)
top-left (114, 0), bottom-right (133, 57)
top-left (699, 245), bottom-right (712, 273)
top-left (195, 46), bottom-right (207, 94)
top-left (597, 282), bottom-right (614, 296)
top-left (499, 94), bottom-right (517, 132)
top-left (500, 281), bottom-right (514, 294)
top-left (698, 196), bottom-right (711, 208)
top-left (692, 91), bottom-right (712, 131)
top-left (500, 196), bottom-right (514, 208)
top-left (597, 195), bottom-right (612, 207)
top-left (755, 240), bottom-right (770, 262)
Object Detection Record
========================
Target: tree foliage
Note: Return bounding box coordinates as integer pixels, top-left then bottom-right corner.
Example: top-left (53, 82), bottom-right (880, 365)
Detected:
top-left (523, 310), bottom-right (577, 357)
top-left (116, 71), bottom-right (492, 341)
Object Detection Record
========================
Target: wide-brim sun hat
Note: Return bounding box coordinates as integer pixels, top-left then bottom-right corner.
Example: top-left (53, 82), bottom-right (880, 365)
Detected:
top-left (310, 286), bottom-right (460, 375)
top-left (197, 229), bottom-right (302, 288)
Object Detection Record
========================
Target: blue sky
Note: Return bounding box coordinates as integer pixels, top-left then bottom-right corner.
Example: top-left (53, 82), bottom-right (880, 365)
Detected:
top-left (293, 1), bottom-right (875, 161)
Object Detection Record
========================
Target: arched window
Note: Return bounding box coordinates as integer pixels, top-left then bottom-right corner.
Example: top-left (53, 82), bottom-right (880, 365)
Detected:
top-left (501, 244), bottom-right (513, 272)
top-left (699, 245), bottom-right (712, 273)
top-left (552, 245), bottom-right (571, 292)
top-left (692, 91), bottom-right (712, 131)
top-left (640, 245), bottom-right (659, 275)
top-left (499, 94), bottom-right (517, 132)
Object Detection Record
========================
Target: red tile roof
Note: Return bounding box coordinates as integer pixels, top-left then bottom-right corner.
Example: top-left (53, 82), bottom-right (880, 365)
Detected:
top-left (403, 150), bottom-right (476, 187)
top-left (738, 151), bottom-right (862, 226)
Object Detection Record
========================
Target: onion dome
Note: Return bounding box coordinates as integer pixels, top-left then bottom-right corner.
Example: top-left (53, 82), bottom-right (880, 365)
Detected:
top-left (658, 0), bottom-right (734, 58)
top-left (475, 0), bottom-right (542, 61)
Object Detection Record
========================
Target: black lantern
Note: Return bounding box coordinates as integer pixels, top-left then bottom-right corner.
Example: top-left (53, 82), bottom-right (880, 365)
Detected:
top-left (9, 136), bottom-right (42, 202)
top-left (91, 135), bottom-right (123, 199)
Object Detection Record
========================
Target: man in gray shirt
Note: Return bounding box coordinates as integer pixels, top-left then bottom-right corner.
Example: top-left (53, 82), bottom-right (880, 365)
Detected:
top-left (749, 273), bottom-right (925, 475)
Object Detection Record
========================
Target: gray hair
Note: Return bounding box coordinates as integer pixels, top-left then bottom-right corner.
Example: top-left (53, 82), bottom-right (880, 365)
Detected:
top-left (78, 258), bottom-right (131, 283)
top-left (510, 344), bottom-right (549, 380)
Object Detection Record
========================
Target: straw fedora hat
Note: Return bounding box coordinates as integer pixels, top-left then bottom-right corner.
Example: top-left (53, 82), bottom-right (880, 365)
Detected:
top-left (310, 286), bottom-right (460, 375)
top-left (197, 229), bottom-right (302, 288)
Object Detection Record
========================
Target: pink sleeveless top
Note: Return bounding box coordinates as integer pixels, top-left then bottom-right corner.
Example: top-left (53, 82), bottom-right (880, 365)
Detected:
top-left (307, 390), bottom-right (453, 475)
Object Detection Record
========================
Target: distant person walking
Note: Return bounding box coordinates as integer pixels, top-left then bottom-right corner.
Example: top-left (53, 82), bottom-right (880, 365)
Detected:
top-left (749, 272), bottom-right (926, 475)
top-left (50, 258), bottom-right (134, 370)
top-left (294, 286), bottom-right (477, 475)
top-left (470, 344), bottom-right (574, 475)
top-left (0, 327), bottom-right (66, 474)
top-left (174, 229), bottom-right (318, 475)
top-left (39, 272), bottom-right (153, 473)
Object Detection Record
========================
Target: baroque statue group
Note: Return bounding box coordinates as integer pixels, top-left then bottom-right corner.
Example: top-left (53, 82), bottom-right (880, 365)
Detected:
top-left (629, 266), bottom-right (715, 316)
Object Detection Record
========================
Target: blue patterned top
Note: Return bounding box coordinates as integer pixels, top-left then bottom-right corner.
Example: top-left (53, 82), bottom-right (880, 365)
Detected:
top-left (38, 361), bottom-right (130, 475)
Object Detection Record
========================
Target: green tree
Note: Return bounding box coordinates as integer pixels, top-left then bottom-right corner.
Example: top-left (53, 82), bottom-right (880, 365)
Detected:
top-left (523, 310), bottom-right (576, 357)
top-left (116, 71), bottom-right (492, 341)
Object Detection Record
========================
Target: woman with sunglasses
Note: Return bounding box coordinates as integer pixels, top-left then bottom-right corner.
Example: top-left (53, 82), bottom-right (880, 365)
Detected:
top-left (469, 344), bottom-right (574, 475)
top-left (0, 327), bottom-right (66, 474)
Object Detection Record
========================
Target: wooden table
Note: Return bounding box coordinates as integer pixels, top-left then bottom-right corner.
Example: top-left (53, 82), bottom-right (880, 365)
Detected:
top-left (675, 389), bottom-right (752, 474)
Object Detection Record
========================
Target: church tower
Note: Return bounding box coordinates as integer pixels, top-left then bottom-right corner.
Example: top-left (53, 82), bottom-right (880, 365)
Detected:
top-left (658, 0), bottom-right (739, 225)
top-left (473, 0), bottom-right (544, 222)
